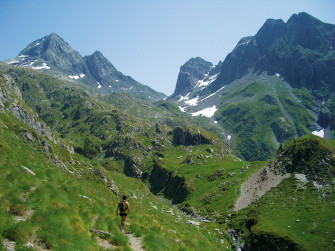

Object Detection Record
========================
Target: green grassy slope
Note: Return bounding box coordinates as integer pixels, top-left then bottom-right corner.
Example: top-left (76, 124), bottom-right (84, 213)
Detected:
top-left (215, 76), bottom-right (316, 161)
top-left (2, 64), bottom-right (334, 250)
top-left (0, 103), bottom-right (231, 251)
top-left (1, 65), bottom-right (226, 176)
top-left (150, 142), bottom-right (266, 220)
top-left (229, 135), bottom-right (335, 251)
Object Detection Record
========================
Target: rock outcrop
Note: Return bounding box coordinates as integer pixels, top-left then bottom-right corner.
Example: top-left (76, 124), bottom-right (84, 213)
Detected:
top-left (149, 161), bottom-right (194, 204)
top-left (172, 127), bottom-right (212, 146)
top-left (0, 72), bottom-right (74, 156)
top-left (0, 73), bottom-right (55, 143)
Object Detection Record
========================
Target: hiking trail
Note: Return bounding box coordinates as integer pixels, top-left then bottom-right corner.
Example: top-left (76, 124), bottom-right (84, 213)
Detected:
top-left (126, 233), bottom-right (145, 251)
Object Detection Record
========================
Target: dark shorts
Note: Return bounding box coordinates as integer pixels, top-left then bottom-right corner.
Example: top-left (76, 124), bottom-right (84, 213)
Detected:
top-left (120, 213), bottom-right (127, 217)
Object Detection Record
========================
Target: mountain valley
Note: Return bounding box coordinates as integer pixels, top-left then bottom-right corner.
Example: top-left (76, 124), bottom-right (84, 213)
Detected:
top-left (1, 11), bottom-right (335, 251)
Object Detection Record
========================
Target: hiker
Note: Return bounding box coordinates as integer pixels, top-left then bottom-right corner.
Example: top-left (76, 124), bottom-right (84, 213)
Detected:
top-left (116, 195), bottom-right (130, 232)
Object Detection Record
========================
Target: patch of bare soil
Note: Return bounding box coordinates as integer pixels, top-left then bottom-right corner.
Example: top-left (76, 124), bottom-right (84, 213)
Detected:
top-left (234, 165), bottom-right (291, 211)
top-left (14, 209), bottom-right (34, 222)
top-left (2, 239), bottom-right (15, 251)
top-left (96, 237), bottom-right (118, 250)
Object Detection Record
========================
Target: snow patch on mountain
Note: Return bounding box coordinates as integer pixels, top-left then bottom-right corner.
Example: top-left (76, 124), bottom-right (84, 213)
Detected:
top-left (196, 73), bottom-right (219, 89)
top-left (8, 60), bottom-right (20, 64)
top-left (31, 63), bottom-right (50, 70)
top-left (184, 96), bottom-right (199, 106)
top-left (200, 85), bottom-right (226, 102)
top-left (179, 106), bottom-right (186, 112)
top-left (178, 93), bottom-right (190, 102)
top-left (69, 74), bottom-right (85, 80)
top-left (237, 38), bottom-right (252, 47)
top-left (191, 105), bottom-right (217, 117)
top-left (69, 75), bottom-right (80, 80)
top-left (23, 60), bottom-right (37, 67)
top-left (312, 129), bottom-right (324, 138)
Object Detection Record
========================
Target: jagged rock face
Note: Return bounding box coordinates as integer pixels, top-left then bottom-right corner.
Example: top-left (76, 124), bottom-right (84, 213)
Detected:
top-left (172, 127), bottom-right (211, 146)
top-left (84, 51), bottom-right (117, 82)
top-left (0, 73), bottom-right (55, 142)
top-left (6, 33), bottom-right (166, 102)
top-left (19, 33), bottom-right (89, 75)
top-left (83, 50), bottom-right (144, 95)
top-left (172, 57), bottom-right (213, 97)
top-left (0, 71), bottom-right (75, 157)
top-left (149, 161), bottom-right (193, 204)
top-left (212, 12), bottom-right (335, 92)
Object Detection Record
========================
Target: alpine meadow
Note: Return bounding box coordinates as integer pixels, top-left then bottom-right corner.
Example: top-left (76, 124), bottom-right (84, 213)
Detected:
top-left (1, 8), bottom-right (335, 251)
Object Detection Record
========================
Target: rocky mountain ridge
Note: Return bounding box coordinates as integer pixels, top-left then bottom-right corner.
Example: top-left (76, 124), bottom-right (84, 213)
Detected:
top-left (211, 12), bottom-right (335, 92)
top-left (169, 57), bottom-right (222, 99)
top-left (170, 12), bottom-right (335, 161)
top-left (6, 33), bottom-right (166, 102)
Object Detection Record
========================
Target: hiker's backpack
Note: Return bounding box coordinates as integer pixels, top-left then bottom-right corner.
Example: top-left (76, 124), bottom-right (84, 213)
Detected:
top-left (119, 201), bottom-right (128, 213)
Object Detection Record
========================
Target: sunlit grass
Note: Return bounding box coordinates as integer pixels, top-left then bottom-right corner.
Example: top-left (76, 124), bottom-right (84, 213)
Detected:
top-left (0, 111), bottom-right (230, 250)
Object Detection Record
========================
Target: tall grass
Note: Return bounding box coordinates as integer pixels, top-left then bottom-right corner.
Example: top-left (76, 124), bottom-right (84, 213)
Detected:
top-left (0, 111), bottom-right (230, 250)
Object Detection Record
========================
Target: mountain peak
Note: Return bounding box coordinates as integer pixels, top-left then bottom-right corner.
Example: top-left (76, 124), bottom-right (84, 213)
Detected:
top-left (183, 57), bottom-right (212, 67)
top-left (170, 57), bottom-right (213, 98)
top-left (6, 33), bottom-right (166, 102)
top-left (287, 12), bottom-right (321, 25)
top-left (19, 32), bottom-right (70, 58)
top-left (16, 32), bottom-right (89, 76)
top-left (47, 32), bottom-right (62, 39)
top-left (90, 50), bottom-right (108, 62)
top-left (85, 50), bottom-right (116, 72)
top-left (255, 18), bottom-right (285, 51)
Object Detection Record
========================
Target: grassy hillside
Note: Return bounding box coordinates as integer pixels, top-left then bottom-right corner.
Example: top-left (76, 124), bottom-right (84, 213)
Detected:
top-left (0, 99), bottom-right (232, 251)
top-left (229, 135), bottom-right (335, 250)
top-left (1, 65), bottom-right (225, 175)
top-left (215, 75), bottom-right (316, 161)
top-left (230, 175), bottom-right (334, 250)
top-left (146, 140), bottom-right (265, 219)
top-left (1, 64), bottom-right (334, 250)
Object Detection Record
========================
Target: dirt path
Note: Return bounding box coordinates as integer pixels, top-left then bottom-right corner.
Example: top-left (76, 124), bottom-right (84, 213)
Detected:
top-left (126, 233), bottom-right (145, 251)
top-left (96, 237), bottom-right (117, 250)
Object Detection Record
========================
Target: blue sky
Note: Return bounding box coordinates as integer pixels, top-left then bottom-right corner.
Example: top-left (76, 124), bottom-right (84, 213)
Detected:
top-left (1, 0), bottom-right (335, 95)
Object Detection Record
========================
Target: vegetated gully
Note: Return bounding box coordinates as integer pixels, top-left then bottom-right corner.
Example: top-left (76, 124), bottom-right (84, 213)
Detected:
top-left (155, 196), bottom-right (242, 250)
